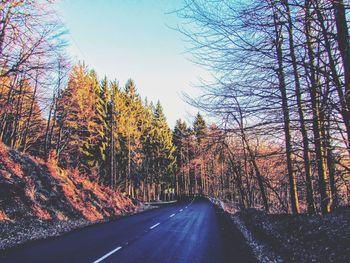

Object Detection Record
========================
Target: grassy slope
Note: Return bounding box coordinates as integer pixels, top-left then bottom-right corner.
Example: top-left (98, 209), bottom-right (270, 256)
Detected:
top-left (0, 143), bottom-right (137, 249)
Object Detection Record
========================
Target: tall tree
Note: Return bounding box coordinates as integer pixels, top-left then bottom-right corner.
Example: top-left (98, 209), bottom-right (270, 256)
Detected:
top-left (55, 64), bottom-right (106, 173)
top-left (150, 101), bottom-right (175, 200)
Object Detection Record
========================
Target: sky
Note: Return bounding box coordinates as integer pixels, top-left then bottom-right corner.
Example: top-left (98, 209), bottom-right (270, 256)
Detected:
top-left (55, 0), bottom-right (208, 128)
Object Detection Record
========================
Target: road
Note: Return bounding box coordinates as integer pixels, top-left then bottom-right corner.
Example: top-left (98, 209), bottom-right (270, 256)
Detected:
top-left (0, 198), bottom-right (257, 263)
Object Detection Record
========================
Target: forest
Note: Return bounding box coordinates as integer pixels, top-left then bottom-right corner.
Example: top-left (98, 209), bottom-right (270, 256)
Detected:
top-left (175, 0), bottom-right (350, 215)
top-left (1, 0), bottom-right (350, 217)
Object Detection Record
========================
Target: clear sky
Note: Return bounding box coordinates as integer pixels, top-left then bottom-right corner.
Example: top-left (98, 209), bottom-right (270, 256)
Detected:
top-left (56, 0), bottom-right (207, 128)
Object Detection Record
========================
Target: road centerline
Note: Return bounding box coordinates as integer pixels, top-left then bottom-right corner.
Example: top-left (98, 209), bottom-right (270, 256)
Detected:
top-left (150, 223), bottom-right (160, 229)
top-left (169, 213), bottom-right (175, 218)
top-left (93, 246), bottom-right (122, 263)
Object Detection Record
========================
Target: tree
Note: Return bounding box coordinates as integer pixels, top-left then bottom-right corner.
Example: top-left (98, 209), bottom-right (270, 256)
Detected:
top-left (150, 101), bottom-right (175, 200)
top-left (193, 112), bottom-right (206, 140)
top-left (0, 0), bottom-right (67, 157)
top-left (55, 64), bottom-right (106, 173)
top-left (176, 0), bottom-right (350, 213)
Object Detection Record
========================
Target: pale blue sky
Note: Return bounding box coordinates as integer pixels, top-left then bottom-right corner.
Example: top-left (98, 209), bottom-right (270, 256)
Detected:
top-left (56, 0), bottom-right (207, 128)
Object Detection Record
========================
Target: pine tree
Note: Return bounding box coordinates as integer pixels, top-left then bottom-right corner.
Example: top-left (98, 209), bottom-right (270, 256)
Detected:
top-left (150, 101), bottom-right (175, 200)
top-left (173, 119), bottom-right (189, 196)
top-left (55, 63), bottom-right (106, 173)
top-left (85, 70), bottom-right (108, 172)
top-left (139, 99), bottom-right (155, 200)
top-left (193, 112), bottom-right (206, 142)
top-left (114, 79), bottom-right (144, 196)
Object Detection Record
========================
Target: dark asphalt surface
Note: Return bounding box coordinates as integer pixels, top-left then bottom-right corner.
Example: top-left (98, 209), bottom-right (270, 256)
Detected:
top-left (0, 198), bottom-right (257, 263)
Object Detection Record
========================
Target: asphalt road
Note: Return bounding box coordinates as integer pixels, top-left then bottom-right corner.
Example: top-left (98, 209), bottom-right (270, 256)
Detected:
top-left (0, 198), bottom-right (257, 263)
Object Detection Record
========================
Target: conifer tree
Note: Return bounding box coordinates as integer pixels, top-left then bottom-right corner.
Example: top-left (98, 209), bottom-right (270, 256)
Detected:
top-left (55, 64), bottom-right (106, 173)
top-left (137, 99), bottom-right (153, 199)
top-left (193, 112), bottom-right (206, 142)
top-left (173, 119), bottom-right (189, 196)
top-left (150, 101), bottom-right (175, 199)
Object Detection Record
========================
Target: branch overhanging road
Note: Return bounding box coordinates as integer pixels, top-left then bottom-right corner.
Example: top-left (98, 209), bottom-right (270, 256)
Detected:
top-left (0, 198), bottom-right (257, 263)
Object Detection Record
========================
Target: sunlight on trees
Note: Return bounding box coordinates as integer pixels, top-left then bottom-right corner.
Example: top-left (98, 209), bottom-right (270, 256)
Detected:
top-left (176, 0), bottom-right (350, 214)
top-left (1, 0), bottom-right (349, 215)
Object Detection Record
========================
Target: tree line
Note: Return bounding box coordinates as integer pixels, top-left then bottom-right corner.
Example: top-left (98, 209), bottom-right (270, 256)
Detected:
top-left (176, 0), bottom-right (350, 214)
top-left (0, 1), bottom-right (210, 203)
top-left (2, 0), bottom-right (350, 215)
top-left (0, 1), bottom-right (176, 201)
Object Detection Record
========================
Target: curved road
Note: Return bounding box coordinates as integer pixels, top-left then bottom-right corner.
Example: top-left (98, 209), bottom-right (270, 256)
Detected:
top-left (0, 199), bottom-right (256, 263)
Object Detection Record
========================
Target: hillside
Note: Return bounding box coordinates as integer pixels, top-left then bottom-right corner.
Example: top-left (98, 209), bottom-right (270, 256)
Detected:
top-left (0, 143), bottom-right (137, 250)
top-left (231, 207), bottom-right (350, 262)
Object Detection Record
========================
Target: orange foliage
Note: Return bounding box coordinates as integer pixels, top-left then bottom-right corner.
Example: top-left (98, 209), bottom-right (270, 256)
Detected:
top-left (31, 205), bottom-right (51, 220)
top-left (46, 159), bottom-right (135, 221)
top-left (56, 211), bottom-right (68, 221)
top-left (0, 169), bottom-right (12, 180)
top-left (0, 210), bottom-right (10, 221)
top-left (24, 177), bottom-right (36, 202)
top-left (0, 142), bottom-right (136, 223)
top-left (0, 143), bottom-right (23, 178)
top-left (60, 174), bottom-right (104, 221)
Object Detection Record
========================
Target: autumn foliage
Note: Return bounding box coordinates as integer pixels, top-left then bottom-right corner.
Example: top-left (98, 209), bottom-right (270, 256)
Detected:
top-left (0, 142), bottom-right (136, 222)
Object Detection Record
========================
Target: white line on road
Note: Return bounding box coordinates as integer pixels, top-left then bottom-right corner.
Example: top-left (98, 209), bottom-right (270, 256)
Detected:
top-left (169, 213), bottom-right (175, 218)
top-left (93, 246), bottom-right (122, 263)
top-left (179, 209), bottom-right (183, 212)
top-left (150, 223), bottom-right (160, 229)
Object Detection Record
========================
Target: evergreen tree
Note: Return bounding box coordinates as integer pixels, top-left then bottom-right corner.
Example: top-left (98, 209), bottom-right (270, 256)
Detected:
top-left (193, 112), bottom-right (206, 142)
top-left (55, 64), bottom-right (106, 173)
top-left (138, 99), bottom-right (154, 200)
top-left (173, 119), bottom-right (188, 147)
top-left (114, 79), bottom-right (144, 196)
top-left (95, 76), bottom-right (111, 182)
top-left (150, 101), bottom-right (175, 199)
top-left (86, 70), bottom-right (108, 171)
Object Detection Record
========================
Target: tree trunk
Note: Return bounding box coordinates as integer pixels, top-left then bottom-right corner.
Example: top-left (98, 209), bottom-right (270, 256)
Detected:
top-left (305, 0), bottom-right (330, 214)
top-left (284, 0), bottom-right (315, 213)
top-left (333, 0), bottom-right (350, 126)
top-left (272, 5), bottom-right (299, 214)
top-left (314, 1), bottom-right (350, 156)
top-left (22, 70), bottom-right (39, 152)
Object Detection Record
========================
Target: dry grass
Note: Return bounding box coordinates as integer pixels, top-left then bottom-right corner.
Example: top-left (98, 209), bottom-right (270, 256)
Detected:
top-left (0, 143), bottom-right (23, 178)
top-left (56, 211), bottom-right (68, 221)
top-left (0, 142), bottom-right (139, 252)
top-left (0, 142), bottom-right (136, 224)
top-left (31, 205), bottom-right (51, 220)
top-left (24, 177), bottom-right (36, 202)
top-left (0, 210), bottom-right (10, 221)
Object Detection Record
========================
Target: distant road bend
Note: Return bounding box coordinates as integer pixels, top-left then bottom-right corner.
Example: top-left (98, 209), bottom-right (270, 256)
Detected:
top-left (0, 198), bottom-right (257, 263)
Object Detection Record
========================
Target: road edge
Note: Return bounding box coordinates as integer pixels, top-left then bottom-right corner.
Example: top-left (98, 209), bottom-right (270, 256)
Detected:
top-left (0, 202), bottom-right (158, 252)
top-left (208, 197), bottom-right (283, 263)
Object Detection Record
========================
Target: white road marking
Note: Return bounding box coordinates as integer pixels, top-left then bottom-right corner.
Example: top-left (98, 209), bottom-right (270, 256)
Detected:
top-left (93, 200), bottom-right (195, 263)
top-left (93, 246), bottom-right (122, 263)
top-left (150, 223), bottom-right (160, 229)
